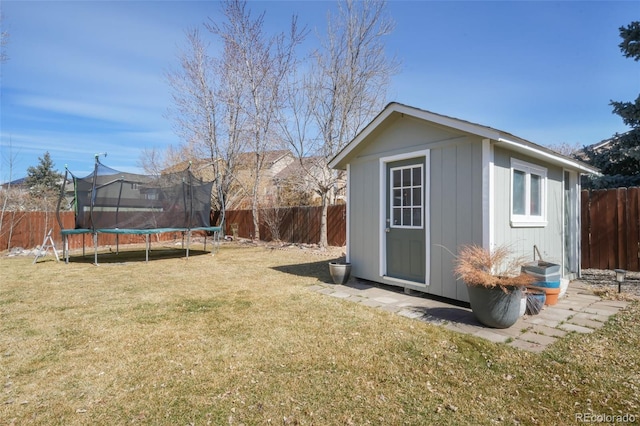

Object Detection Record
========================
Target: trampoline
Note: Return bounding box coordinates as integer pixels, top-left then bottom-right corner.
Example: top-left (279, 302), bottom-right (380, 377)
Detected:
top-left (57, 155), bottom-right (222, 264)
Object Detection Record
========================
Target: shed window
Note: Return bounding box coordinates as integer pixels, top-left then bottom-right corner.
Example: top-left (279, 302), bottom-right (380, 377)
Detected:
top-left (390, 164), bottom-right (423, 228)
top-left (510, 159), bottom-right (547, 227)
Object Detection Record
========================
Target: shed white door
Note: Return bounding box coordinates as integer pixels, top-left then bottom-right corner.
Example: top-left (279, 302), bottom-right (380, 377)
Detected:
top-left (385, 159), bottom-right (426, 283)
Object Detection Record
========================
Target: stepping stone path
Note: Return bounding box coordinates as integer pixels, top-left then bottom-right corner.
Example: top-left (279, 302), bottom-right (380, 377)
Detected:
top-left (310, 280), bottom-right (630, 352)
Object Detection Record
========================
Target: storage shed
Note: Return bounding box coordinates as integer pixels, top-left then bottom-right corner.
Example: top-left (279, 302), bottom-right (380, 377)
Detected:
top-left (329, 103), bottom-right (598, 303)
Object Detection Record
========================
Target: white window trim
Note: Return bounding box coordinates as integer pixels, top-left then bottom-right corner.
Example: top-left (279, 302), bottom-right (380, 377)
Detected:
top-left (510, 158), bottom-right (547, 227)
top-left (389, 164), bottom-right (424, 230)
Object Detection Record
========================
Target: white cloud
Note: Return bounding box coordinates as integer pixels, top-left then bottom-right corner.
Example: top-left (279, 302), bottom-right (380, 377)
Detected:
top-left (15, 94), bottom-right (162, 127)
top-left (0, 127), bottom-right (176, 179)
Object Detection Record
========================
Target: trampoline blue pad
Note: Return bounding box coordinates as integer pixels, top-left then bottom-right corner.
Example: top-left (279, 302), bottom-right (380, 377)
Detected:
top-left (61, 227), bottom-right (222, 235)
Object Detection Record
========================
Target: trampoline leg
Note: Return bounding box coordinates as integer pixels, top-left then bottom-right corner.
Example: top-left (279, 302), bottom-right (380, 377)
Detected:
top-left (145, 234), bottom-right (149, 262)
top-left (186, 231), bottom-right (190, 259)
top-left (64, 235), bottom-right (69, 264)
top-left (82, 234), bottom-right (86, 257)
top-left (93, 233), bottom-right (98, 265)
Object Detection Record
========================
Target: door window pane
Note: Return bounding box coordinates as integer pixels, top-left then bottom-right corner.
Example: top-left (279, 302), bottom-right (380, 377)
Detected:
top-left (393, 208), bottom-right (401, 225)
top-left (402, 169), bottom-right (411, 186)
top-left (393, 189), bottom-right (401, 206)
top-left (393, 170), bottom-right (401, 187)
top-left (402, 208), bottom-right (411, 225)
top-left (412, 167), bottom-right (421, 186)
top-left (412, 208), bottom-right (422, 227)
top-left (412, 188), bottom-right (421, 206)
top-left (403, 189), bottom-right (411, 206)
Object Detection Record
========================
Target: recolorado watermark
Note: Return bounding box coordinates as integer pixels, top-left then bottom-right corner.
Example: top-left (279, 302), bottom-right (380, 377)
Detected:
top-left (575, 413), bottom-right (636, 423)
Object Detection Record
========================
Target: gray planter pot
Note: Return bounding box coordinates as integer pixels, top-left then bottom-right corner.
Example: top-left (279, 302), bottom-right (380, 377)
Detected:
top-left (329, 262), bottom-right (351, 284)
top-left (466, 284), bottom-right (523, 329)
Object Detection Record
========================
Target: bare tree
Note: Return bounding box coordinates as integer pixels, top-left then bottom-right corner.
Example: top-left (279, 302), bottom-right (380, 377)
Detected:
top-left (281, 0), bottom-right (399, 248)
top-left (206, 0), bottom-right (305, 240)
top-left (1, 13), bottom-right (9, 229)
top-left (260, 202), bottom-right (286, 242)
top-left (0, 137), bottom-right (18, 247)
top-left (546, 141), bottom-right (583, 157)
top-left (1, 147), bottom-right (62, 249)
top-left (164, 0), bottom-right (392, 246)
top-left (164, 27), bottom-right (248, 225)
top-left (137, 147), bottom-right (168, 176)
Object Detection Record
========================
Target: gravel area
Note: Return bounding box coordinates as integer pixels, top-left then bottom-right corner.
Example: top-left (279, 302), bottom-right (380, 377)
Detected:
top-left (580, 268), bottom-right (640, 300)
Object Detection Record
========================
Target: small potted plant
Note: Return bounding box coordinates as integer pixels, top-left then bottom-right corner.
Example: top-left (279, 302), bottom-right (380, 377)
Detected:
top-left (328, 260), bottom-right (351, 284)
top-left (455, 244), bottom-right (534, 328)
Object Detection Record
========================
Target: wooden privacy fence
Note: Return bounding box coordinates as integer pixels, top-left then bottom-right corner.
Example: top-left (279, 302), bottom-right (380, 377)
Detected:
top-left (581, 187), bottom-right (640, 271)
top-left (12, 191), bottom-right (640, 269)
top-left (0, 211), bottom-right (206, 252)
top-left (1, 205), bottom-right (347, 251)
top-left (225, 205), bottom-right (346, 247)
top-left (1, 211), bottom-right (70, 251)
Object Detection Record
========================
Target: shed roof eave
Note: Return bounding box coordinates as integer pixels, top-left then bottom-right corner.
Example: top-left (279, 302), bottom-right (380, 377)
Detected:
top-left (496, 137), bottom-right (600, 175)
top-left (329, 105), bottom-right (397, 170)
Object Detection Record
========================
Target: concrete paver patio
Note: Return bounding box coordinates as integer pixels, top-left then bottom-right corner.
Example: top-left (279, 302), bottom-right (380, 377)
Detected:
top-left (309, 279), bottom-right (630, 352)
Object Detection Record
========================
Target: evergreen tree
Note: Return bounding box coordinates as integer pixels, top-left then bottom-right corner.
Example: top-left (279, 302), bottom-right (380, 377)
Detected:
top-left (25, 152), bottom-right (63, 196)
top-left (581, 22), bottom-right (640, 189)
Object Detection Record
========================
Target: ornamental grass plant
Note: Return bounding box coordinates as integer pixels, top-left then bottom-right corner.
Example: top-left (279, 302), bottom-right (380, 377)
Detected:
top-left (454, 244), bottom-right (534, 290)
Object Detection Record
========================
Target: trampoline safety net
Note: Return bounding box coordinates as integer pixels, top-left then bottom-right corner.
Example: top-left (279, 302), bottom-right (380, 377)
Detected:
top-left (69, 159), bottom-right (214, 230)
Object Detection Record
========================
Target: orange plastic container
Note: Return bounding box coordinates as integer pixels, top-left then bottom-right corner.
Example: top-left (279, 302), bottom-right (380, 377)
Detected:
top-left (529, 286), bottom-right (561, 306)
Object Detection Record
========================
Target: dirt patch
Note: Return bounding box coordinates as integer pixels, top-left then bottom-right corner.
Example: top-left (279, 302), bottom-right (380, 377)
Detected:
top-left (227, 238), bottom-right (346, 259)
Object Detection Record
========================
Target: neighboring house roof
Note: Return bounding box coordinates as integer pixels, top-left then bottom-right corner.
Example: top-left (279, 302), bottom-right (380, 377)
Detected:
top-left (1, 177), bottom-right (72, 190)
top-left (235, 149), bottom-right (293, 169)
top-left (161, 159), bottom-right (211, 174)
top-left (573, 131), bottom-right (632, 160)
top-left (329, 102), bottom-right (600, 175)
top-left (273, 156), bottom-right (322, 181)
top-left (0, 177), bottom-right (27, 188)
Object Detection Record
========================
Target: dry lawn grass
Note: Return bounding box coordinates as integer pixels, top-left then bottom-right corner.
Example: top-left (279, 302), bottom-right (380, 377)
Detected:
top-left (1, 243), bottom-right (639, 425)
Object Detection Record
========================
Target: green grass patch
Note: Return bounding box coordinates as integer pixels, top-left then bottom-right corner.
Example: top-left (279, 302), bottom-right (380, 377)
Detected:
top-left (0, 243), bottom-right (638, 425)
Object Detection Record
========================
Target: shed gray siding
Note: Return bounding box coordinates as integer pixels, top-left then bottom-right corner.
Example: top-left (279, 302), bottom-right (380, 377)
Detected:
top-left (430, 139), bottom-right (483, 301)
top-left (347, 115), bottom-right (483, 302)
top-left (492, 147), bottom-right (564, 265)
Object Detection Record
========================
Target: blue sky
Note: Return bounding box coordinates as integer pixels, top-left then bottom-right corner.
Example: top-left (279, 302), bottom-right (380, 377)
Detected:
top-left (1, 0), bottom-right (638, 180)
